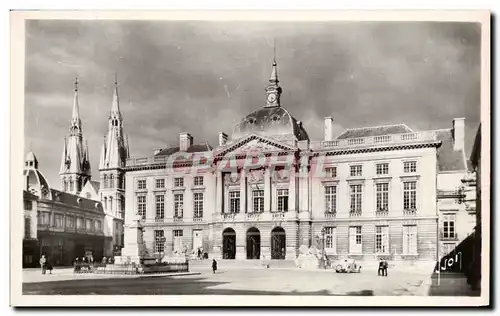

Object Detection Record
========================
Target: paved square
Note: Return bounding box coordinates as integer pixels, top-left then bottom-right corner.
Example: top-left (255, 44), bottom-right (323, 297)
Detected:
top-left (22, 266), bottom-right (431, 296)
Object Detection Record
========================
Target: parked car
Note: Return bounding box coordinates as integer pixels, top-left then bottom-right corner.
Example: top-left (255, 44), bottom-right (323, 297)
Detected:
top-left (335, 259), bottom-right (362, 273)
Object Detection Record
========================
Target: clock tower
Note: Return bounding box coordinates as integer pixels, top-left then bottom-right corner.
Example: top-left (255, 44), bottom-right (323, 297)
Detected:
top-left (265, 56), bottom-right (282, 108)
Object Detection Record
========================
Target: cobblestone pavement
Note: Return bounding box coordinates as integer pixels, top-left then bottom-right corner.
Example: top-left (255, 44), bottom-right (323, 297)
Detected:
top-left (23, 266), bottom-right (431, 296)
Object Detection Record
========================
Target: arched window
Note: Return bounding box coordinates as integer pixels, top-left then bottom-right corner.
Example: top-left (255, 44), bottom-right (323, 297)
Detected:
top-left (63, 179), bottom-right (67, 192)
top-left (104, 197), bottom-right (108, 211)
top-left (110, 174), bottom-right (114, 189)
top-left (69, 179), bottom-right (74, 192)
top-left (109, 197), bottom-right (113, 212)
top-left (103, 174), bottom-right (108, 189)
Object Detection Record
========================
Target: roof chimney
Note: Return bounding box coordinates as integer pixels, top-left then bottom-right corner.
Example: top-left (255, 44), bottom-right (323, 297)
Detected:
top-left (452, 118), bottom-right (465, 151)
top-left (324, 117), bottom-right (334, 141)
top-left (218, 132), bottom-right (228, 146)
top-left (179, 133), bottom-right (193, 151)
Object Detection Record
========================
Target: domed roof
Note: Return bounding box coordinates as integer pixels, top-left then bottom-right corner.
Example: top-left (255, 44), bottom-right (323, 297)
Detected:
top-left (23, 151), bottom-right (50, 198)
top-left (232, 106), bottom-right (309, 142)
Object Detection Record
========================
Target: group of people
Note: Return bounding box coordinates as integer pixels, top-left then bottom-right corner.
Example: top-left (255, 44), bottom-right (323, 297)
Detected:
top-left (39, 255), bottom-right (53, 275)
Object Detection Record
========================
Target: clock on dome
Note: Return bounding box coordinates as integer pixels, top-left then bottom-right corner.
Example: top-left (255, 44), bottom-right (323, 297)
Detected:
top-left (267, 93), bottom-right (277, 103)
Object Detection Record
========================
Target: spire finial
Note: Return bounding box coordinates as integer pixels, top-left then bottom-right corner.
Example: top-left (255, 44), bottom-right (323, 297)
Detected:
top-left (273, 38), bottom-right (276, 66)
top-left (114, 72), bottom-right (118, 86)
top-left (74, 77), bottom-right (78, 92)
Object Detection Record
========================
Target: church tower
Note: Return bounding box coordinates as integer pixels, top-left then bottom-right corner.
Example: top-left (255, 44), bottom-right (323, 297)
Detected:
top-left (99, 75), bottom-right (130, 220)
top-left (59, 78), bottom-right (91, 195)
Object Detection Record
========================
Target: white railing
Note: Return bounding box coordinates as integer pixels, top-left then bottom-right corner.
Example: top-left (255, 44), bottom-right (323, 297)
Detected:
top-left (316, 131), bottom-right (437, 150)
top-left (403, 208), bottom-right (417, 216)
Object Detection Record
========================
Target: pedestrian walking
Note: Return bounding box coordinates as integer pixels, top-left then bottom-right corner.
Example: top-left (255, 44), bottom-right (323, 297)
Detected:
top-left (46, 257), bottom-right (53, 274)
top-left (39, 255), bottom-right (46, 275)
top-left (378, 259), bottom-right (384, 276)
top-left (383, 260), bottom-right (388, 276)
top-left (212, 259), bottom-right (218, 274)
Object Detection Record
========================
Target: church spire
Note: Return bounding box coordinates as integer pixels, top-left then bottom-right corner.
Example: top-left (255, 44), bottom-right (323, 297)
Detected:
top-left (265, 41), bottom-right (282, 108)
top-left (69, 77), bottom-right (82, 135)
top-left (111, 73), bottom-right (121, 118)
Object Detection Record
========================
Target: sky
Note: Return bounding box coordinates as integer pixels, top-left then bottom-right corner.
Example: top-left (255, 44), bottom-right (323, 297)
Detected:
top-left (25, 20), bottom-right (481, 187)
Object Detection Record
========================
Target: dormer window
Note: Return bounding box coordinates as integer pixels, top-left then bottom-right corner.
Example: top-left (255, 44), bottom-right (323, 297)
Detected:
top-left (270, 115), bottom-right (280, 123)
top-left (247, 117), bottom-right (256, 125)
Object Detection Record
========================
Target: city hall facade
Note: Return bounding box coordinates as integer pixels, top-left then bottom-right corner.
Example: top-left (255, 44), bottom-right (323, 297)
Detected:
top-left (123, 59), bottom-right (470, 262)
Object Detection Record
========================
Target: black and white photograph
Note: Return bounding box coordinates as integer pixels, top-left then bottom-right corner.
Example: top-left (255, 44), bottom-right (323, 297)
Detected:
top-left (10, 10), bottom-right (490, 307)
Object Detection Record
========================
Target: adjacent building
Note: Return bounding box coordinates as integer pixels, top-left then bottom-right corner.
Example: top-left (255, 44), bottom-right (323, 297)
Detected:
top-left (122, 58), bottom-right (472, 263)
top-left (23, 151), bottom-right (107, 266)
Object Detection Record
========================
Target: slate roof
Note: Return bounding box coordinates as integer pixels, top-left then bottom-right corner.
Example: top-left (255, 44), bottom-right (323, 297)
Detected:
top-left (435, 129), bottom-right (467, 172)
top-left (89, 180), bottom-right (100, 193)
top-left (336, 124), bottom-right (414, 139)
top-left (232, 106), bottom-right (309, 141)
top-left (154, 143), bottom-right (213, 157)
top-left (23, 190), bottom-right (38, 201)
top-left (49, 189), bottom-right (104, 213)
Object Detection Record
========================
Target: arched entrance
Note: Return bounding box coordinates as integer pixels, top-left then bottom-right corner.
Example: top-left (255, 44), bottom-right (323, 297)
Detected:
top-left (246, 227), bottom-right (261, 259)
top-left (222, 228), bottom-right (236, 259)
top-left (271, 227), bottom-right (286, 260)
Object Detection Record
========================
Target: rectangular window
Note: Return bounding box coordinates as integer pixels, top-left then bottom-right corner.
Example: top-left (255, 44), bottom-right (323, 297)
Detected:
top-left (350, 165), bottom-right (363, 177)
top-left (325, 186), bottom-right (337, 213)
top-left (403, 181), bottom-right (417, 210)
top-left (24, 217), bottom-right (31, 239)
top-left (85, 219), bottom-right (92, 231)
top-left (277, 189), bottom-right (289, 212)
top-left (137, 195), bottom-right (146, 219)
top-left (375, 226), bottom-right (389, 253)
top-left (403, 225), bottom-right (418, 255)
top-left (95, 220), bottom-right (102, 232)
top-left (155, 195), bottom-right (165, 219)
top-left (39, 212), bottom-right (50, 225)
top-left (66, 215), bottom-right (75, 229)
top-left (173, 230), bottom-right (183, 253)
top-left (155, 178), bottom-right (165, 189)
top-left (253, 190), bottom-right (264, 213)
top-left (349, 184), bottom-right (363, 214)
top-left (194, 176), bottom-right (204, 186)
top-left (54, 214), bottom-right (64, 228)
top-left (376, 163), bottom-right (389, 175)
top-left (325, 167), bottom-right (337, 178)
top-left (404, 161), bottom-right (417, 173)
top-left (349, 226), bottom-right (362, 254)
top-left (325, 227), bottom-right (336, 253)
top-left (24, 200), bottom-right (32, 210)
top-left (193, 192), bottom-right (204, 218)
top-left (76, 217), bottom-right (83, 229)
top-left (174, 194), bottom-right (184, 218)
top-left (229, 191), bottom-right (240, 213)
top-left (442, 214), bottom-right (456, 239)
top-left (137, 179), bottom-right (146, 190)
top-left (376, 183), bottom-right (389, 211)
top-left (155, 230), bottom-right (165, 253)
top-left (174, 177), bottom-right (184, 187)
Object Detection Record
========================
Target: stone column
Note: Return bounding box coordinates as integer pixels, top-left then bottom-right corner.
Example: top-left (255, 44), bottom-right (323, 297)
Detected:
top-left (264, 168), bottom-right (271, 213)
top-left (240, 169), bottom-right (247, 214)
top-left (288, 166), bottom-right (296, 213)
top-left (216, 171), bottom-right (223, 215)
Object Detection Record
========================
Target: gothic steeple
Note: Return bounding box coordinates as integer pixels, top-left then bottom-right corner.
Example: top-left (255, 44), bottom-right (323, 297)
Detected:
top-left (265, 42), bottom-right (282, 108)
top-left (60, 77), bottom-right (91, 194)
top-left (100, 75), bottom-right (128, 170)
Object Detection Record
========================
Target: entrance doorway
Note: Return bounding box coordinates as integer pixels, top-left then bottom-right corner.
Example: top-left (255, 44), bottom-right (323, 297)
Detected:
top-left (271, 227), bottom-right (286, 260)
top-left (222, 228), bottom-right (236, 259)
top-left (246, 227), bottom-right (261, 259)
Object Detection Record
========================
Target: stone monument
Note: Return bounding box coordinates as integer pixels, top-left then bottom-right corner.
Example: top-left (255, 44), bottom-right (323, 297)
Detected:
top-left (115, 214), bottom-right (144, 264)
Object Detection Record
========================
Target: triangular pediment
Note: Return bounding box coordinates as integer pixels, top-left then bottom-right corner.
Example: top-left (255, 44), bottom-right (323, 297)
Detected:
top-left (216, 134), bottom-right (296, 157)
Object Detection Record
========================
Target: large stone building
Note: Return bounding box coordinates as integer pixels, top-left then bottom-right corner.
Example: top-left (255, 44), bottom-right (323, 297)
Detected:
top-left (121, 59), bottom-right (475, 264)
top-left (23, 151), bottom-right (107, 266)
